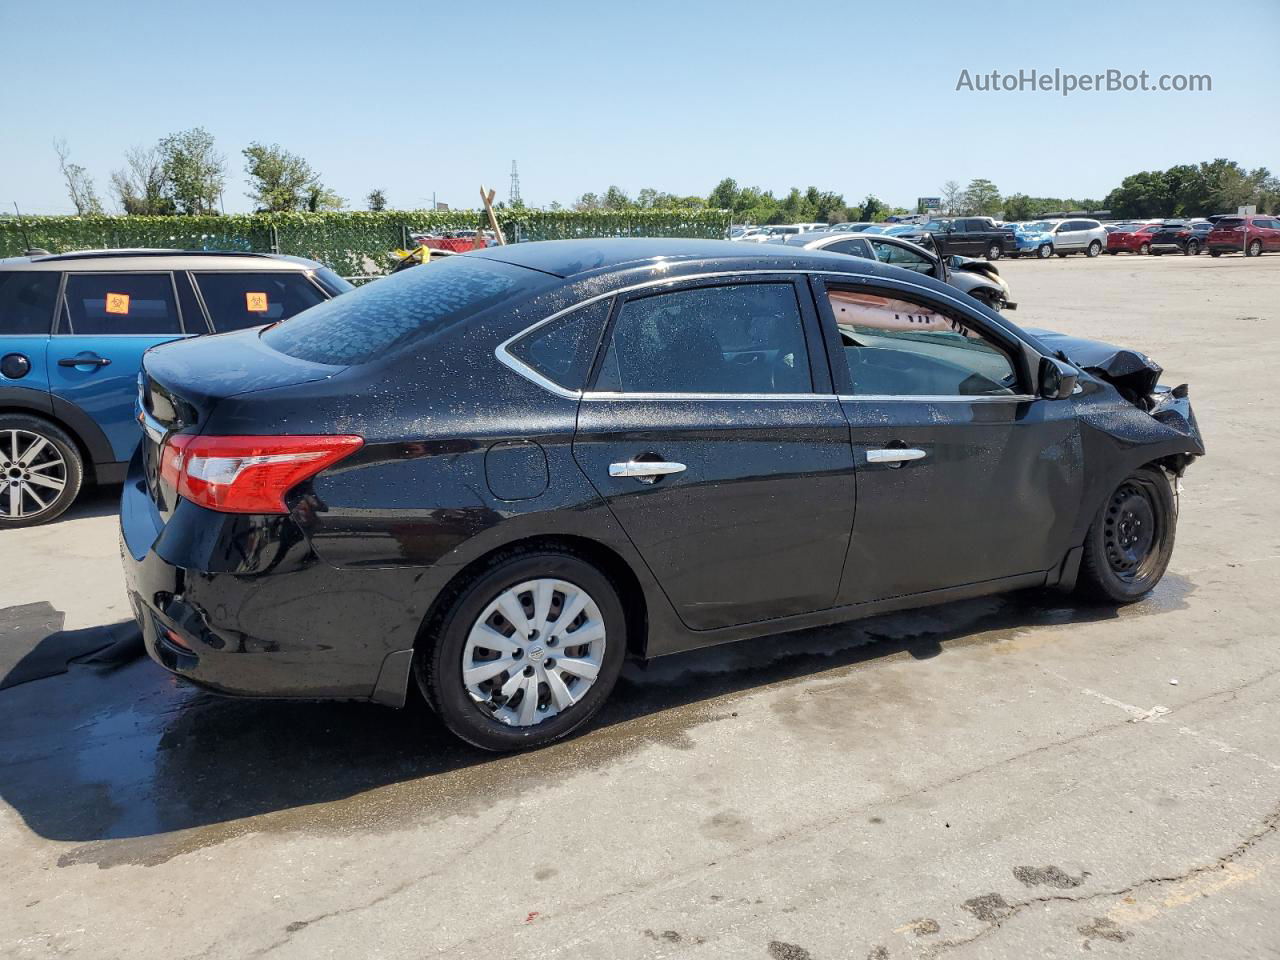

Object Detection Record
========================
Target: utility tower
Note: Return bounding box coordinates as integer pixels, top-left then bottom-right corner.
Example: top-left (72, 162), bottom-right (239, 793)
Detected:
top-left (509, 160), bottom-right (522, 206)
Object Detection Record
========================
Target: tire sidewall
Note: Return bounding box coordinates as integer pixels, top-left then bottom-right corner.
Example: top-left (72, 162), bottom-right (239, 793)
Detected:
top-left (1038, 243), bottom-right (1052, 259)
top-left (986, 243), bottom-right (1002, 261)
top-left (0, 414), bottom-right (84, 527)
top-left (419, 551), bottom-right (628, 751)
top-left (1087, 240), bottom-right (1101, 257)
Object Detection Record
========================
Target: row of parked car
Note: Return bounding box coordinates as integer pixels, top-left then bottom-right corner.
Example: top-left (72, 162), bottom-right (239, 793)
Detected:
top-left (733, 213), bottom-right (1280, 261)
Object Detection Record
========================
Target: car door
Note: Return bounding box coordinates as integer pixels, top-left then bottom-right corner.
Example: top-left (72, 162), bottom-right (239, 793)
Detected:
top-left (0, 271), bottom-right (58, 407)
top-left (572, 277), bottom-right (856, 630)
top-left (1260, 218), bottom-right (1280, 251)
top-left (49, 271), bottom-right (193, 463)
top-left (812, 274), bottom-right (1083, 603)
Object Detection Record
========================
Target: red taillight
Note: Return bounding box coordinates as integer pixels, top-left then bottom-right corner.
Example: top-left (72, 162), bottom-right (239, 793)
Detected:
top-left (159, 434), bottom-right (363, 514)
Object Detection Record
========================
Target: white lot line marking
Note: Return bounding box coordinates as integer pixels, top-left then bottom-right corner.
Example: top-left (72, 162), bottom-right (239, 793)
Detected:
top-left (1078, 687), bottom-right (1280, 773)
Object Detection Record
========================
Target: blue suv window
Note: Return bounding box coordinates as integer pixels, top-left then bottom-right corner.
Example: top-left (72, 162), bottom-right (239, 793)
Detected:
top-left (193, 272), bottom-right (327, 332)
top-left (0, 272), bottom-right (59, 334)
top-left (61, 274), bottom-right (181, 335)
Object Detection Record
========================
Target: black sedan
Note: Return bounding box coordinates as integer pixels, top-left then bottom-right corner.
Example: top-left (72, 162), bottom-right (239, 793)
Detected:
top-left (122, 240), bottom-right (1204, 751)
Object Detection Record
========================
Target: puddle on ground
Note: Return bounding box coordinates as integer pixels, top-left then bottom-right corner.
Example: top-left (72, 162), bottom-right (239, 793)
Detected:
top-left (0, 574), bottom-right (1194, 869)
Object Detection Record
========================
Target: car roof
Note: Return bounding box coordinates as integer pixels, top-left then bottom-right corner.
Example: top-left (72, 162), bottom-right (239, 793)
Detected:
top-left (0, 249), bottom-right (326, 272)
top-left (468, 237), bottom-right (893, 280)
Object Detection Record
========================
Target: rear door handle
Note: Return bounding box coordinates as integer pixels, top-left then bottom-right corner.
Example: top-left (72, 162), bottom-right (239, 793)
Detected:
top-left (866, 448), bottom-right (927, 464)
top-left (609, 460), bottom-right (687, 481)
top-left (58, 355), bottom-right (112, 367)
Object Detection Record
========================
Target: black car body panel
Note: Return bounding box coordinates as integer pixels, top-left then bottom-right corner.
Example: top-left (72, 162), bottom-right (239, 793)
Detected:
top-left (120, 240), bottom-right (1204, 707)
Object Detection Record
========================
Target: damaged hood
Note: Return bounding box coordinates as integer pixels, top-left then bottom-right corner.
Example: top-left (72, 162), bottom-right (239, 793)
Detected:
top-left (1025, 328), bottom-right (1163, 397)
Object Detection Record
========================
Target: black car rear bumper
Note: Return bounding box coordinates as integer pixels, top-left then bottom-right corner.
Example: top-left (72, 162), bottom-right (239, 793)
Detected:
top-left (119, 454), bottom-right (418, 701)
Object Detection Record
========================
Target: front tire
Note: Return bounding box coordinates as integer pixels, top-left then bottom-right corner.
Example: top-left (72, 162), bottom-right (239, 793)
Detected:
top-left (1078, 467), bottom-right (1176, 603)
top-left (1139, 242), bottom-right (1151, 255)
top-left (1038, 243), bottom-right (1053, 259)
top-left (416, 548), bottom-right (628, 751)
top-left (0, 414), bottom-right (83, 527)
top-left (1087, 240), bottom-right (1102, 257)
top-left (1210, 249), bottom-right (1222, 257)
top-left (1247, 239), bottom-right (1263, 257)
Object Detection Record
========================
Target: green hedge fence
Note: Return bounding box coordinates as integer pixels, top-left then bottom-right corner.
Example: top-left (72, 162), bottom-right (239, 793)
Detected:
top-left (0, 209), bottom-right (731, 276)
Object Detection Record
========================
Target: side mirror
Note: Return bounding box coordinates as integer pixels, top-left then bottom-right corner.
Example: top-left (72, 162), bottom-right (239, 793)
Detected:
top-left (1039, 356), bottom-right (1080, 400)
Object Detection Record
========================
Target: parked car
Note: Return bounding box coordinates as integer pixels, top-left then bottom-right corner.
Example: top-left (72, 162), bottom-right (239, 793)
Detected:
top-left (1148, 221), bottom-right (1213, 256)
top-left (827, 222), bottom-right (877, 232)
top-left (914, 217), bottom-right (1014, 260)
top-left (123, 238), bottom-right (1203, 751)
top-left (1025, 218), bottom-right (1109, 258)
top-left (783, 231), bottom-right (1017, 311)
top-left (1207, 215), bottom-right (1280, 257)
top-left (1004, 222), bottom-right (1054, 258)
top-left (0, 249), bottom-right (351, 526)
top-left (1106, 222), bottom-right (1161, 255)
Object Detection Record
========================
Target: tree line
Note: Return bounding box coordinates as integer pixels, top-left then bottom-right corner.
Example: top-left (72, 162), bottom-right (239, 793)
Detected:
top-left (53, 130), bottom-right (387, 216)
top-left (50, 131), bottom-right (1278, 222)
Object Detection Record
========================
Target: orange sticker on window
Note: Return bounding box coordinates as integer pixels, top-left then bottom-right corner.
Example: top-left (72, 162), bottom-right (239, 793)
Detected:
top-left (104, 292), bottom-right (130, 315)
top-left (245, 292), bottom-right (269, 312)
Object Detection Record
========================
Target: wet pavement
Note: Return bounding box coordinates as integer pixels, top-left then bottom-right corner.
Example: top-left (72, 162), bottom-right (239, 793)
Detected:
top-left (2, 254), bottom-right (1279, 958)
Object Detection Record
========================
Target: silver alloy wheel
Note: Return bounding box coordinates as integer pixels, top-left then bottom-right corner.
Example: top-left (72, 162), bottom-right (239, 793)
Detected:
top-left (1, 429), bottom-right (67, 520)
top-left (461, 578), bottom-right (606, 727)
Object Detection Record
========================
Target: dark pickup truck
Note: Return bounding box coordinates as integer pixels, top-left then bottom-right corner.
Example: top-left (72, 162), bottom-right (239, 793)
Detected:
top-left (904, 217), bottom-right (1015, 261)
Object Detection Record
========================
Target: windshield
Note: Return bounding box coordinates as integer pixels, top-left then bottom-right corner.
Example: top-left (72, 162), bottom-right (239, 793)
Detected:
top-left (1028, 221), bottom-right (1055, 231)
top-left (922, 220), bottom-right (948, 232)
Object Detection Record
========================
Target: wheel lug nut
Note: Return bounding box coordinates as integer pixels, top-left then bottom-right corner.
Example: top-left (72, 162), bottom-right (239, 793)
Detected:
top-left (512, 649), bottom-right (522, 659)
top-left (523, 665), bottom-right (535, 677)
top-left (545, 658), bottom-right (556, 668)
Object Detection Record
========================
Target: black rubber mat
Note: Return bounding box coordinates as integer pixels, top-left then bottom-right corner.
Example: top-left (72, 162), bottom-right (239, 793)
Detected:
top-left (1, 602), bottom-right (144, 690)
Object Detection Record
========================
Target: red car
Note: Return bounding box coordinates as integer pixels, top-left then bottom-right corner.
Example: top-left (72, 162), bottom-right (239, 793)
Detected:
top-left (1106, 222), bottom-right (1161, 255)
top-left (1207, 215), bottom-right (1280, 258)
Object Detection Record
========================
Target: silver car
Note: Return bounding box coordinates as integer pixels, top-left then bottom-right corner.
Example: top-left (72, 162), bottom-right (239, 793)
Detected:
top-left (783, 232), bottom-right (1016, 311)
top-left (1033, 218), bottom-right (1109, 258)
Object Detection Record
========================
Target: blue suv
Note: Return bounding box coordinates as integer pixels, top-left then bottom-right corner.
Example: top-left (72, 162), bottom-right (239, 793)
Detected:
top-left (0, 250), bottom-right (351, 525)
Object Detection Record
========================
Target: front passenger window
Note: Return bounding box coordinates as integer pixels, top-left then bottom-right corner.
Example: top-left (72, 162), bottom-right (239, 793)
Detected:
top-left (593, 283), bottom-right (812, 394)
top-left (826, 286), bottom-right (1018, 397)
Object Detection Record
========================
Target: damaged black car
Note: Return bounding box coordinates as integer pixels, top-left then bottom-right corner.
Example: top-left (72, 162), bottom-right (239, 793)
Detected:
top-left (121, 239), bottom-right (1204, 751)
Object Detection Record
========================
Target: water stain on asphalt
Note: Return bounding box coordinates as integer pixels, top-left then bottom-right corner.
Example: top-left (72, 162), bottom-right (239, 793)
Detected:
top-left (1012, 865), bottom-right (1089, 888)
top-left (768, 941), bottom-right (813, 960)
top-left (961, 892), bottom-right (1014, 923)
top-left (0, 578), bottom-right (1194, 870)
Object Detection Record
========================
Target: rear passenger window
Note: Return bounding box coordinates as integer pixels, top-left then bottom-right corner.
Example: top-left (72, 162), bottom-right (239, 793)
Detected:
top-left (194, 272), bottom-right (327, 332)
top-left (826, 238), bottom-right (872, 258)
top-left (61, 274), bottom-right (180, 335)
top-left (0, 272), bottom-right (59, 334)
top-left (507, 299), bottom-right (610, 390)
top-left (593, 283), bottom-right (812, 394)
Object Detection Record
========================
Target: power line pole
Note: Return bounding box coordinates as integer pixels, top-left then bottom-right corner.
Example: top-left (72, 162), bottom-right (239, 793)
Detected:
top-left (509, 160), bottom-right (521, 207)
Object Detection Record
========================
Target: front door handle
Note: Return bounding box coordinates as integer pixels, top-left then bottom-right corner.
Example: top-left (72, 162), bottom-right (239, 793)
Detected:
top-left (866, 448), bottom-right (927, 464)
top-left (609, 460), bottom-right (687, 482)
top-left (58, 355), bottom-right (112, 368)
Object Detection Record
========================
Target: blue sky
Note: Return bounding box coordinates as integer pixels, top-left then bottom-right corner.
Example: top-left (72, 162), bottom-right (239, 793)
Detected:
top-left (2, 0), bottom-right (1276, 214)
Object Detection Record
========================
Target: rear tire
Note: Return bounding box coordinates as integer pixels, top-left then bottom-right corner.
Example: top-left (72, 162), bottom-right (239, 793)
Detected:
top-left (1087, 240), bottom-right (1102, 257)
top-left (0, 414), bottom-right (83, 527)
top-left (1210, 249), bottom-right (1222, 258)
top-left (1077, 466), bottom-right (1176, 603)
top-left (415, 548), bottom-right (628, 751)
top-left (985, 242), bottom-right (1002, 261)
top-left (1184, 240), bottom-right (1199, 256)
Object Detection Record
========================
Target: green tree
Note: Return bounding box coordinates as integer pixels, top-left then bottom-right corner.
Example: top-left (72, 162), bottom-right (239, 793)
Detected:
top-left (243, 142), bottom-right (328, 212)
top-left (574, 192), bottom-right (601, 211)
top-left (366, 188), bottom-right (387, 211)
top-left (159, 127), bottom-right (226, 215)
top-left (305, 183), bottom-right (344, 212)
top-left (963, 178), bottom-right (1001, 217)
top-left (707, 177), bottom-right (738, 210)
top-left (859, 195), bottom-right (885, 222)
top-left (110, 145), bottom-right (173, 215)
top-left (602, 185), bottom-right (631, 210)
top-left (54, 138), bottom-right (103, 215)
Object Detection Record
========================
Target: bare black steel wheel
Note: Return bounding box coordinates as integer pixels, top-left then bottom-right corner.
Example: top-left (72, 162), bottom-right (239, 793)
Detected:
top-left (0, 415), bottom-right (83, 527)
top-left (415, 548), bottom-right (628, 751)
top-left (1078, 466), bottom-right (1176, 603)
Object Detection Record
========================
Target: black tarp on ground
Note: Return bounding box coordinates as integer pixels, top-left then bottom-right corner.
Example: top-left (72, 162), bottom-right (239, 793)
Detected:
top-left (1, 601), bottom-right (144, 690)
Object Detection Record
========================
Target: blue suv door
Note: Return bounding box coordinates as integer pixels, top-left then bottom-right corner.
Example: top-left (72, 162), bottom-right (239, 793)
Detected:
top-left (50, 272), bottom-right (194, 464)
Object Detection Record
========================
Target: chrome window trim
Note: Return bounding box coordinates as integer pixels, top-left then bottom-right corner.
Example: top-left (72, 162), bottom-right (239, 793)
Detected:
top-left (494, 268), bottom-right (1038, 404)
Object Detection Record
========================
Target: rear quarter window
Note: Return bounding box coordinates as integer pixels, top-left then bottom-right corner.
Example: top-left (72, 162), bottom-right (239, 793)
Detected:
top-left (506, 299), bottom-right (611, 391)
top-left (261, 256), bottom-right (550, 365)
